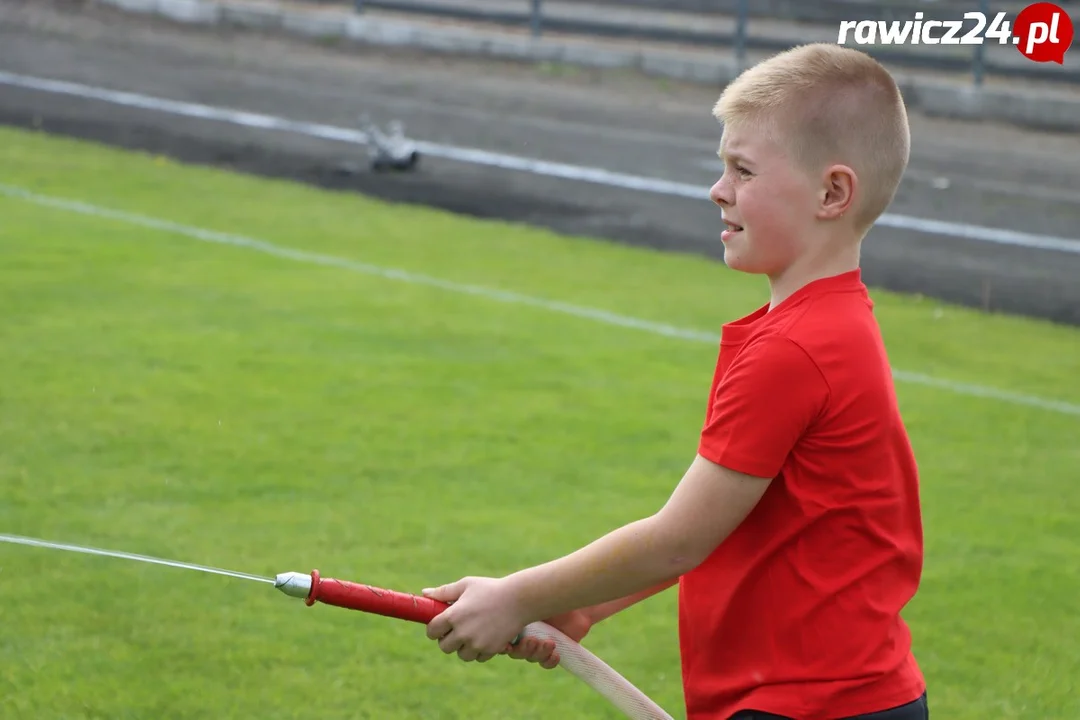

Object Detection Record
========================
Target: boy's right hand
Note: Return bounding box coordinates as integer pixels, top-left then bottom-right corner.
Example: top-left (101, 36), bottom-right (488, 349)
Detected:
top-left (503, 608), bottom-right (593, 670)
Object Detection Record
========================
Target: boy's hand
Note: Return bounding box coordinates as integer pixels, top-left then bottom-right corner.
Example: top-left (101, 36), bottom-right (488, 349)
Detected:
top-left (422, 576), bottom-right (528, 662)
top-left (505, 608), bottom-right (593, 670)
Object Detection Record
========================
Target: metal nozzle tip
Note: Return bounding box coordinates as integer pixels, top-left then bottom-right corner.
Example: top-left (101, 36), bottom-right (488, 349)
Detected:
top-left (274, 571), bottom-right (313, 599)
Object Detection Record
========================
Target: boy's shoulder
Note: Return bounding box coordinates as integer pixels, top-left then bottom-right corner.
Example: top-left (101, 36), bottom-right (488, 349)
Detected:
top-left (761, 272), bottom-right (881, 345)
top-left (731, 280), bottom-right (891, 399)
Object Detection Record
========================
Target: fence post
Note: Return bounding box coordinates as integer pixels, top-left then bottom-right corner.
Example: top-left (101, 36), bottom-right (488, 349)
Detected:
top-left (973, 0), bottom-right (989, 86)
top-left (734, 0), bottom-right (748, 73)
top-left (530, 0), bottom-right (543, 38)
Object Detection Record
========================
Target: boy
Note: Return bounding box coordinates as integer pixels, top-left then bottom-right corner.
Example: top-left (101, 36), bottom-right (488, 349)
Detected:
top-left (422, 42), bottom-right (928, 720)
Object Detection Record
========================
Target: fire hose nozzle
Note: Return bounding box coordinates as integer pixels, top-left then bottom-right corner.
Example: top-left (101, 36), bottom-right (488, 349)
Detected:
top-left (274, 571), bottom-right (313, 601)
top-left (274, 569), bottom-right (519, 642)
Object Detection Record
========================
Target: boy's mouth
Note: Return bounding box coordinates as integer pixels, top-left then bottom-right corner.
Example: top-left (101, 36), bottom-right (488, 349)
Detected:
top-left (722, 221), bottom-right (743, 241)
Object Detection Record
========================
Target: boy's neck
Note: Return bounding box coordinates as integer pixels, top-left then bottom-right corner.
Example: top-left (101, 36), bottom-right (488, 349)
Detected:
top-left (767, 243), bottom-right (862, 310)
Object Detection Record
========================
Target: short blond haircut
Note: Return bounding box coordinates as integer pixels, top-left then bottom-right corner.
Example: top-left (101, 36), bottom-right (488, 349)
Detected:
top-left (714, 43), bottom-right (911, 234)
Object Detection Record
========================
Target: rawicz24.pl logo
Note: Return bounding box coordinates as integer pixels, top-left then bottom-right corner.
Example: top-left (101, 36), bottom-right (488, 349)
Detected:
top-left (837, 1), bottom-right (1075, 65)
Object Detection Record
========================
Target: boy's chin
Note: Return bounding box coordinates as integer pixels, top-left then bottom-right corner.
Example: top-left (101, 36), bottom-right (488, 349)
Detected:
top-left (721, 245), bottom-right (758, 274)
top-left (722, 254), bottom-right (751, 273)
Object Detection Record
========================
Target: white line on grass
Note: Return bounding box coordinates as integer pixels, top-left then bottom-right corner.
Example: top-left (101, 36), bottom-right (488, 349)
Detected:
top-left (2, 183), bottom-right (1077, 418)
top-left (0, 184), bottom-right (713, 343)
top-left (1, 71), bottom-right (1079, 256)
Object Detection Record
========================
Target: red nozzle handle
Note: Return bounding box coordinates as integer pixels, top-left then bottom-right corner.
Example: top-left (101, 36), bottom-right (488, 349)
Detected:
top-left (304, 569), bottom-right (448, 624)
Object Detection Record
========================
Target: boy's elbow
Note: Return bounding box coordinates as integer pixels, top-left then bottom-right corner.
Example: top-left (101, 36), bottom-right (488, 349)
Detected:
top-left (649, 515), bottom-right (728, 576)
top-left (667, 552), bottom-right (702, 577)
top-left (673, 543), bottom-right (715, 574)
top-left (654, 525), bottom-right (713, 575)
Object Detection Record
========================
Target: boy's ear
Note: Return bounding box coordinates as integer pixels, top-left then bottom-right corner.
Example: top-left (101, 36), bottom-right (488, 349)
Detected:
top-left (817, 164), bottom-right (857, 220)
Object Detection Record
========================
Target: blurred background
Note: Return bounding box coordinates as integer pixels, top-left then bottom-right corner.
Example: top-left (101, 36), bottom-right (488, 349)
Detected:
top-left (1, 1), bottom-right (1078, 719)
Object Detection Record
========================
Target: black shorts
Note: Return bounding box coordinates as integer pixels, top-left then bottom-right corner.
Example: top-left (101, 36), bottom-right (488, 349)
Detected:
top-left (729, 691), bottom-right (929, 720)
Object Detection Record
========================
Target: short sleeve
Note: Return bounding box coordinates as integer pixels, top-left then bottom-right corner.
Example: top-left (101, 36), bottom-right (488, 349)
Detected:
top-left (698, 336), bottom-right (829, 479)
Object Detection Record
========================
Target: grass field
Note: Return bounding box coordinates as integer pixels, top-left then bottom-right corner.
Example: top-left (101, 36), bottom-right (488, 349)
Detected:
top-left (1, 123), bottom-right (1079, 719)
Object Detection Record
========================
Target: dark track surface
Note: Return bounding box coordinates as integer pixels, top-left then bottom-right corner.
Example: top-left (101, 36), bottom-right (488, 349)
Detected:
top-left (2, 0), bottom-right (1079, 325)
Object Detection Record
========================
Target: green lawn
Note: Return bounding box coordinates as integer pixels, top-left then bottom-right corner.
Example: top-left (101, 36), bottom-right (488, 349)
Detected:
top-left (1, 125), bottom-right (1078, 719)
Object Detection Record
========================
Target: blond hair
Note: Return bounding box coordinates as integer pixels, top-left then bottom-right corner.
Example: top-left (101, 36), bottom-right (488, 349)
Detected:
top-left (714, 43), bottom-right (910, 233)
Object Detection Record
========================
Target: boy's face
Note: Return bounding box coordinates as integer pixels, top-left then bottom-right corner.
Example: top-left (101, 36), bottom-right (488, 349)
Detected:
top-left (709, 122), bottom-right (819, 277)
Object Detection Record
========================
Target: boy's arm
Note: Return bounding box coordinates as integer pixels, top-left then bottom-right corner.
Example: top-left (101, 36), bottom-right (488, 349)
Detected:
top-left (425, 455), bottom-right (766, 655)
top-left (425, 337), bottom-right (826, 659)
top-left (584, 578), bottom-right (678, 625)
top-left (502, 579), bottom-right (678, 669)
top-left (502, 454), bottom-right (770, 624)
top-left (502, 338), bottom-right (827, 623)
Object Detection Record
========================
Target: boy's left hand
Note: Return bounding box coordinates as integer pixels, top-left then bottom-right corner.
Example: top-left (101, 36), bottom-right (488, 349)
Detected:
top-left (422, 576), bottom-right (528, 662)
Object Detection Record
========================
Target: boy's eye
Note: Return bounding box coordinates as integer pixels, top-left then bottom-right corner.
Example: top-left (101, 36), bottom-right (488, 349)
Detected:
top-left (735, 165), bottom-right (752, 178)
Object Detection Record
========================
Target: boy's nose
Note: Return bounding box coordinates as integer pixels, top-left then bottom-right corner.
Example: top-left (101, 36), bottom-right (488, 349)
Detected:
top-left (709, 178), bottom-right (732, 207)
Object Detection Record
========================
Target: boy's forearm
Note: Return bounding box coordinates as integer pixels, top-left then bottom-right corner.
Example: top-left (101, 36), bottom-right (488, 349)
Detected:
top-left (502, 456), bottom-right (764, 627)
top-left (504, 516), bottom-right (692, 625)
top-left (585, 578), bottom-right (678, 625)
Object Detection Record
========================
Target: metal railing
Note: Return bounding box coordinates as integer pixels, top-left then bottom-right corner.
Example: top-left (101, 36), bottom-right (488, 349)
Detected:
top-left (337, 0), bottom-right (1080, 87)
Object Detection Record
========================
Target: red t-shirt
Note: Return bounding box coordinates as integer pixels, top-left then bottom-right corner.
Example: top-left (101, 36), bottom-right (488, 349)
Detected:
top-left (679, 269), bottom-right (926, 720)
